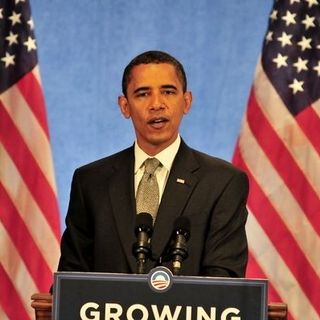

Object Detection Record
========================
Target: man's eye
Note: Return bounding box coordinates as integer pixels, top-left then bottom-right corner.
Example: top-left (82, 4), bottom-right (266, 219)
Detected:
top-left (136, 92), bottom-right (149, 97)
top-left (163, 90), bottom-right (175, 95)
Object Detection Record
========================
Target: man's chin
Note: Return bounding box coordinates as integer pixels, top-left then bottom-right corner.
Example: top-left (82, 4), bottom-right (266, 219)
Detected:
top-left (149, 135), bottom-right (177, 149)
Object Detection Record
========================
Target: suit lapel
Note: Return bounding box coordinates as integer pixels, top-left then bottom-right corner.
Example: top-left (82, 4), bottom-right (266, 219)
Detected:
top-left (151, 141), bottom-right (200, 262)
top-left (108, 147), bottom-right (137, 272)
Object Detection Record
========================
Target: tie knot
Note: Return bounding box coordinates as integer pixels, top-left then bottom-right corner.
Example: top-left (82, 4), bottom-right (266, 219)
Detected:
top-left (144, 158), bottom-right (160, 175)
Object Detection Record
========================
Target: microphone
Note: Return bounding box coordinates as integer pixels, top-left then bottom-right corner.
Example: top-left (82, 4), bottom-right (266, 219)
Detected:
top-left (132, 212), bottom-right (153, 274)
top-left (169, 216), bottom-right (191, 275)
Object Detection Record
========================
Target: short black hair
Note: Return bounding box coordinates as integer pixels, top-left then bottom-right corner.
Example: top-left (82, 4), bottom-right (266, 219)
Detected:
top-left (122, 50), bottom-right (187, 97)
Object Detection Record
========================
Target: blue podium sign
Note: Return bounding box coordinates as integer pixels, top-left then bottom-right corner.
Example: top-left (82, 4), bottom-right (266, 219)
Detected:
top-left (53, 267), bottom-right (267, 320)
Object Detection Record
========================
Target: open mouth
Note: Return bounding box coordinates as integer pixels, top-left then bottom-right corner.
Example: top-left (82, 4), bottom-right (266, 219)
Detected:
top-left (148, 117), bottom-right (169, 125)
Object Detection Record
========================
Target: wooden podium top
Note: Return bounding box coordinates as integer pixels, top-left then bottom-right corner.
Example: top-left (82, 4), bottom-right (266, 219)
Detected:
top-left (31, 293), bottom-right (287, 320)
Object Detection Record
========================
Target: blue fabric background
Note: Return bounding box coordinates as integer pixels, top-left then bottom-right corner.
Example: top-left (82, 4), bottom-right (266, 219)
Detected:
top-left (30, 0), bottom-right (272, 227)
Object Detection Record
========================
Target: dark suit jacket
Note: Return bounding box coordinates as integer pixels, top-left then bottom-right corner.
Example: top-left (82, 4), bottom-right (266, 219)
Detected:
top-left (58, 140), bottom-right (249, 277)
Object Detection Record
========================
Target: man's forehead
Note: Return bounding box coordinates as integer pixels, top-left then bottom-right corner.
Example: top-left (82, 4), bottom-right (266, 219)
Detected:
top-left (128, 63), bottom-right (182, 88)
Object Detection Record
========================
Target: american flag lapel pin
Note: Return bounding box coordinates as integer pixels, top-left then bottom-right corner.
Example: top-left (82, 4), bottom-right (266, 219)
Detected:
top-left (176, 178), bottom-right (185, 184)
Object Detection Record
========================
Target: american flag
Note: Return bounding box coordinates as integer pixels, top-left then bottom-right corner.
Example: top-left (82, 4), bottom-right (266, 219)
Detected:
top-left (0, 0), bottom-right (61, 319)
top-left (233, 1), bottom-right (320, 319)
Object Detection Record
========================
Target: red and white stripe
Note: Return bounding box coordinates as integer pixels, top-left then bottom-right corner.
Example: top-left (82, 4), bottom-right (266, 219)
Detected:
top-left (233, 58), bottom-right (320, 320)
top-left (0, 67), bottom-right (60, 319)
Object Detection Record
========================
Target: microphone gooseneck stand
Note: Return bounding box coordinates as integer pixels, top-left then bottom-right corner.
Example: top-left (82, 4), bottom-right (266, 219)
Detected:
top-left (132, 212), bottom-right (153, 274)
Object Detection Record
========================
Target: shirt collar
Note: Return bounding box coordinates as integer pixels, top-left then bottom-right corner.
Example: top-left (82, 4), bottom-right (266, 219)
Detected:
top-left (134, 135), bottom-right (181, 173)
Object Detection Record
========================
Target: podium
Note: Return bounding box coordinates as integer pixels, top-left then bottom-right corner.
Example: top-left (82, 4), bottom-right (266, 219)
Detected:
top-left (31, 268), bottom-right (287, 320)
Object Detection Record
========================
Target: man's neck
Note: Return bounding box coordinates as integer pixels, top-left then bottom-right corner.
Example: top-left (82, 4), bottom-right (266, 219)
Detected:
top-left (136, 136), bottom-right (180, 156)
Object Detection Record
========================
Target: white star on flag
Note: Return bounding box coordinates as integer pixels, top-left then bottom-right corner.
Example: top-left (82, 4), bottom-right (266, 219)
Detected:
top-left (270, 10), bottom-right (278, 21)
top-left (273, 53), bottom-right (288, 68)
top-left (313, 62), bottom-right (320, 76)
top-left (28, 18), bottom-right (34, 29)
top-left (297, 36), bottom-right (312, 51)
top-left (266, 31), bottom-right (273, 42)
top-left (8, 11), bottom-right (22, 26)
top-left (1, 52), bottom-right (15, 68)
top-left (6, 31), bottom-right (19, 46)
top-left (277, 32), bottom-right (293, 47)
top-left (281, 10), bottom-right (296, 26)
top-left (301, 14), bottom-right (316, 29)
top-left (293, 57), bottom-right (308, 73)
top-left (23, 36), bottom-right (37, 52)
top-left (288, 78), bottom-right (304, 93)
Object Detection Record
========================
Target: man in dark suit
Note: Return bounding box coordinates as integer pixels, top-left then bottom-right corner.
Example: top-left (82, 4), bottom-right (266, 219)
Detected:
top-left (57, 50), bottom-right (249, 277)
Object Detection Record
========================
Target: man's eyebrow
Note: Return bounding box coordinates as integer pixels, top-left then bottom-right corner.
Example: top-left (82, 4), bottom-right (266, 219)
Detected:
top-left (161, 84), bottom-right (178, 90)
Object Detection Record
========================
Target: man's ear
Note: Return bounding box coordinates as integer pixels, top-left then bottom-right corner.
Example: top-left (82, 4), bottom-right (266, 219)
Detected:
top-left (118, 96), bottom-right (131, 119)
top-left (183, 91), bottom-right (193, 114)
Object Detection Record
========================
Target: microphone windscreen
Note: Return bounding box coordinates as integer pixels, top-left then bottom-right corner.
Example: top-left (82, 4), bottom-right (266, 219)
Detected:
top-left (173, 216), bottom-right (191, 239)
top-left (135, 212), bottom-right (153, 235)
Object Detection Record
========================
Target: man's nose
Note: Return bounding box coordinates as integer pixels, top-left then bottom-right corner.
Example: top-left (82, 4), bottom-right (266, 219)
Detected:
top-left (150, 93), bottom-right (164, 110)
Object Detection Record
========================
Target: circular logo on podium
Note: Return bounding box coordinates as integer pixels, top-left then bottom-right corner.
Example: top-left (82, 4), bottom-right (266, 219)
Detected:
top-left (148, 267), bottom-right (173, 293)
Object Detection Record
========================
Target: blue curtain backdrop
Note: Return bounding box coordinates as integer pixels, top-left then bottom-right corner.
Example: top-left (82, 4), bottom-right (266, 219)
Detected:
top-left (30, 0), bottom-right (272, 227)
